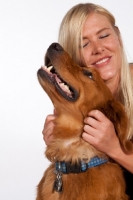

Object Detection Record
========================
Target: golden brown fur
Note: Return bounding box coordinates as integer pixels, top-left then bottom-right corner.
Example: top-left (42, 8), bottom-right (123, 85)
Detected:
top-left (36, 43), bottom-right (133, 200)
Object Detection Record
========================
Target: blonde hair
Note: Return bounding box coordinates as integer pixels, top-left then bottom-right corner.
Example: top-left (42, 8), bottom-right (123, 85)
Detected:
top-left (58, 3), bottom-right (133, 139)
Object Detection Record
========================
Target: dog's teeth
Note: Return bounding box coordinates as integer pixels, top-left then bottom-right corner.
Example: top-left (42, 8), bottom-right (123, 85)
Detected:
top-left (60, 83), bottom-right (65, 87)
top-left (47, 66), bottom-right (53, 72)
top-left (64, 85), bottom-right (69, 91)
top-left (64, 85), bottom-right (72, 95)
top-left (55, 75), bottom-right (72, 98)
top-left (41, 66), bottom-right (52, 73)
top-left (60, 83), bottom-right (68, 90)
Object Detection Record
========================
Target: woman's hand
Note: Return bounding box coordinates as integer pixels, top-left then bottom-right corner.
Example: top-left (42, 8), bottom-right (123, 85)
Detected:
top-left (82, 110), bottom-right (120, 156)
top-left (42, 109), bottom-right (57, 145)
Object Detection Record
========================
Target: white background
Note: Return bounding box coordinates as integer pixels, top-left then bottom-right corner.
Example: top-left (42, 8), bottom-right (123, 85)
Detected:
top-left (0, 0), bottom-right (133, 199)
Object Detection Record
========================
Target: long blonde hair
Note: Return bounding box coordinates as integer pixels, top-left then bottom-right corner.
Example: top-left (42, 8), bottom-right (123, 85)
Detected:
top-left (58, 3), bottom-right (133, 139)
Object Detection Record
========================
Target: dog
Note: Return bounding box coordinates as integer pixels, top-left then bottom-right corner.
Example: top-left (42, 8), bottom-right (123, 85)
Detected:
top-left (36, 43), bottom-right (133, 200)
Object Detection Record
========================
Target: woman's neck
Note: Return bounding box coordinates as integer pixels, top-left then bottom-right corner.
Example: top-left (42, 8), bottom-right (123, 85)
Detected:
top-left (104, 75), bottom-right (120, 98)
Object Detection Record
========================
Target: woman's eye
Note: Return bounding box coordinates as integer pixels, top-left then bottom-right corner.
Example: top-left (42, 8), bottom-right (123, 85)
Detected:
top-left (99, 34), bottom-right (110, 39)
top-left (82, 42), bottom-right (89, 48)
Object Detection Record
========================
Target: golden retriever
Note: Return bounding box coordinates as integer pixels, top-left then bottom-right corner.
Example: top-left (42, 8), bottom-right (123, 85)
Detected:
top-left (36, 43), bottom-right (133, 200)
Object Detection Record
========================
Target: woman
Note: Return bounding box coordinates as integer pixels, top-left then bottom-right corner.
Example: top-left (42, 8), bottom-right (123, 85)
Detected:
top-left (42, 3), bottom-right (133, 198)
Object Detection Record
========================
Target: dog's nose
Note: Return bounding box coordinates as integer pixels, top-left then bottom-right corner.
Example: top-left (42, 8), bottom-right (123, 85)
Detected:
top-left (50, 43), bottom-right (63, 52)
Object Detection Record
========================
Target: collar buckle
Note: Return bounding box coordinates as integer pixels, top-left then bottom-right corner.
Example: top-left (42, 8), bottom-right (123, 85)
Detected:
top-left (65, 162), bottom-right (87, 174)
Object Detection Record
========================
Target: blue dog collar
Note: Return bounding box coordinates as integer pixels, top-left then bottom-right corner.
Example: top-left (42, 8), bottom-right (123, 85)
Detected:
top-left (55, 156), bottom-right (109, 174)
top-left (53, 156), bottom-right (109, 193)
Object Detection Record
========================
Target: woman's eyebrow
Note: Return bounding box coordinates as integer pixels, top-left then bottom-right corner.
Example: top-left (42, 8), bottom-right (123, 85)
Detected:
top-left (82, 27), bottom-right (110, 39)
top-left (97, 27), bottom-right (110, 34)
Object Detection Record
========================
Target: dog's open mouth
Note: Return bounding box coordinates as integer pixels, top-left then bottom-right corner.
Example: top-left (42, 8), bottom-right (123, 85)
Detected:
top-left (38, 64), bottom-right (79, 101)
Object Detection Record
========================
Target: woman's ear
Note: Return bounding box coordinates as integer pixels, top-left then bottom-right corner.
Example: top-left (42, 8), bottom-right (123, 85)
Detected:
top-left (100, 100), bottom-right (133, 154)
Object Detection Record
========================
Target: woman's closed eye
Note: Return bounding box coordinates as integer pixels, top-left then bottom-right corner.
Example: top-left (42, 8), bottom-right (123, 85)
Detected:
top-left (83, 42), bottom-right (89, 48)
top-left (99, 34), bottom-right (110, 39)
top-left (82, 33), bottom-right (110, 48)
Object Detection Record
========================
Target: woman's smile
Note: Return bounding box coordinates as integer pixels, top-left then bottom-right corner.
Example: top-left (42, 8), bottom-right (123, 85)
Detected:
top-left (92, 56), bottom-right (111, 67)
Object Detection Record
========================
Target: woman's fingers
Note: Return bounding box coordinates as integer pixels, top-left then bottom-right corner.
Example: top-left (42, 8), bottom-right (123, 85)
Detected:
top-left (42, 114), bottom-right (56, 145)
top-left (88, 110), bottom-right (108, 122)
top-left (82, 110), bottom-right (118, 154)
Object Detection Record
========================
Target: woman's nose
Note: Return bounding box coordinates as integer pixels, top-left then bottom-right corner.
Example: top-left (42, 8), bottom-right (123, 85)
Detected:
top-left (92, 41), bottom-right (104, 55)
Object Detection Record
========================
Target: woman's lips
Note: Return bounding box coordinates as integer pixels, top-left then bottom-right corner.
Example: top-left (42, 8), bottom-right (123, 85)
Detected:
top-left (93, 57), bottom-right (111, 67)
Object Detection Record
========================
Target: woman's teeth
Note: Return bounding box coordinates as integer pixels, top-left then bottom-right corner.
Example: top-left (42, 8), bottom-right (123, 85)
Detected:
top-left (96, 58), bottom-right (109, 65)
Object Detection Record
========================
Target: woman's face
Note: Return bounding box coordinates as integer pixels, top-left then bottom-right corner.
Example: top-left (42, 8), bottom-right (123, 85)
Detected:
top-left (80, 13), bottom-right (122, 86)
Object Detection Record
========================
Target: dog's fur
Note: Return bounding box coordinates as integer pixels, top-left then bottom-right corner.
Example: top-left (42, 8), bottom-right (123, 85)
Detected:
top-left (36, 43), bottom-right (133, 200)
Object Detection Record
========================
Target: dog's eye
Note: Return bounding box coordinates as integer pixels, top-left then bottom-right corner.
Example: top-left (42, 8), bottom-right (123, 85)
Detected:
top-left (83, 70), bottom-right (93, 79)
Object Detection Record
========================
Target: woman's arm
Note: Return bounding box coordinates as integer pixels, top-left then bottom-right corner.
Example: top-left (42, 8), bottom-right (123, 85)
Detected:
top-left (108, 142), bottom-right (133, 173)
top-left (82, 110), bottom-right (133, 173)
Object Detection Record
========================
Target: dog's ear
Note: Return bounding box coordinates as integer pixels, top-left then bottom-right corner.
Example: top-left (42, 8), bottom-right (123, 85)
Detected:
top-left (100, 100), bottom-right (133, 154)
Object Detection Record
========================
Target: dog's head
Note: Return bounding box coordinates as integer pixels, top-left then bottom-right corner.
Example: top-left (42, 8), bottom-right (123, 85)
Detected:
top-left (37, 43), bottom-right (113, 117)
top-left (37, 43), bottom-right (133, 161)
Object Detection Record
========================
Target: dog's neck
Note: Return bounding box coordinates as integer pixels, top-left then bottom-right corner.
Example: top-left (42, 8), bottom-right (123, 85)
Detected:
top-left (55, 156), bottom-right (109, 174)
